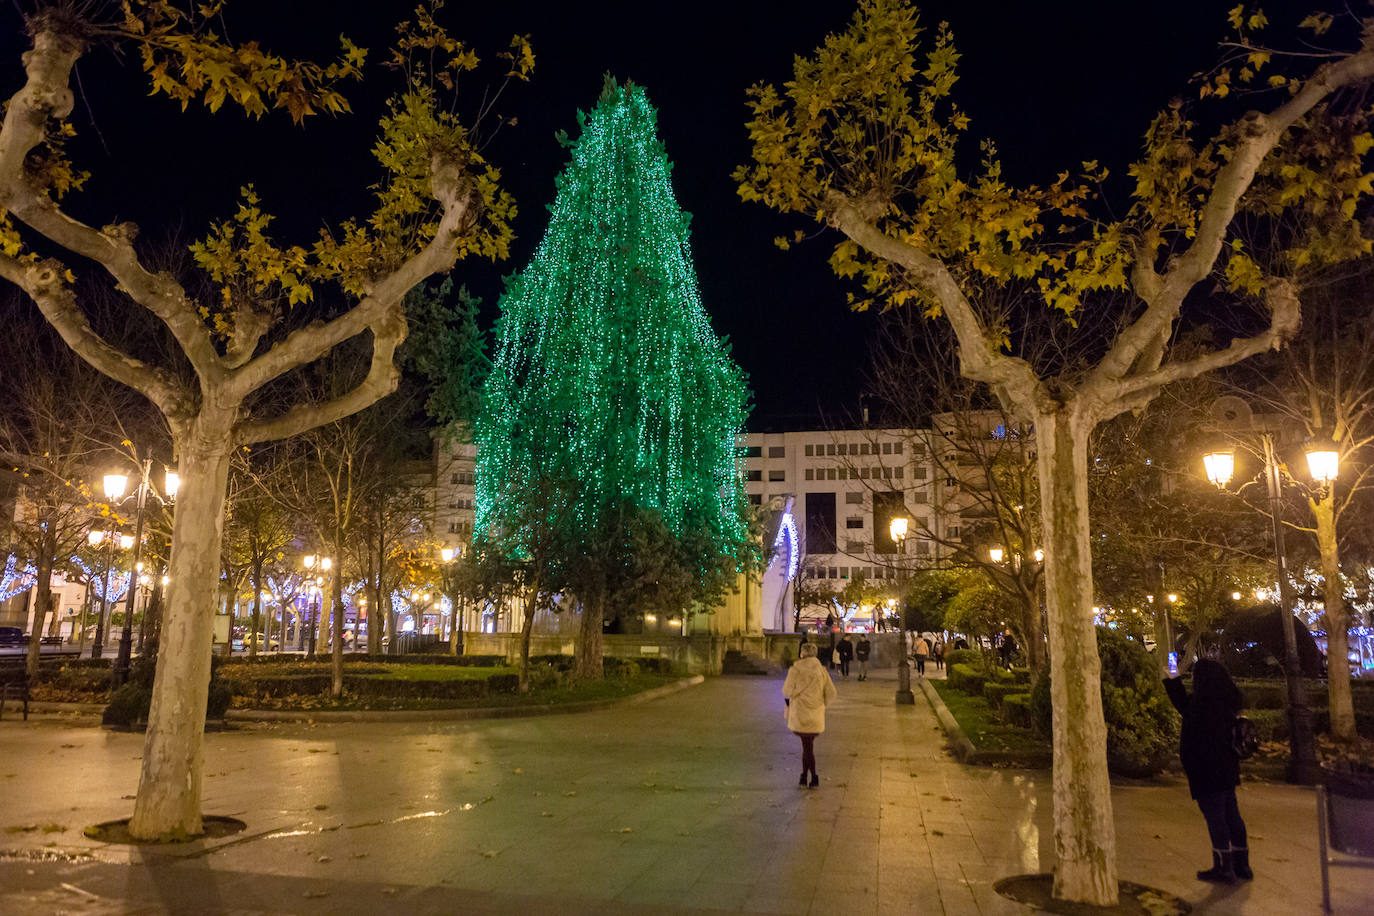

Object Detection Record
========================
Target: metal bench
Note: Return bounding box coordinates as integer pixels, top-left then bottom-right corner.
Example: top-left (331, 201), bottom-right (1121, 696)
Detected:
top-left (0, 663), bottom-right (29, 721)
top-left (1317, 783), bottom-right (1374, 912)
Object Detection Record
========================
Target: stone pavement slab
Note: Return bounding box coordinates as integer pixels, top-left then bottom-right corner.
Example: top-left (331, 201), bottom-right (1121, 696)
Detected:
top-left (0, 667), bottom-right (1369, 914)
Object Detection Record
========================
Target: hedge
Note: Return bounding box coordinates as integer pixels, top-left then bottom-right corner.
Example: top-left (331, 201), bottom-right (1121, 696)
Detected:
top-left (1002, 693), bottom-right (1033, 729)
top-left (947, 663), bottom-right (986, 695)
top-left (944, 648), bottom-right (980, 668)
top-left (1010, 667), bottom-right (1032, 685)
top-left (983, 682), bottom-right (1023, 711)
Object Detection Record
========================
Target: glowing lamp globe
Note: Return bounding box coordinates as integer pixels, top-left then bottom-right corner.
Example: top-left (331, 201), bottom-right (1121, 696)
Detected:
top-left (1305, 445), bottom-right (1339, 485)
top-left (888, 516), bottom-right (908, 543)
top-left (164, 470), bottom-right (180, 498)
top-left (88, 530), bottom-right (105, 546)
top-left (119, 534), bottom-right (135, 550)
top-left (988, 547), bottom-right (1004, 564)
top-left (103, 473), bottom-right (128, 501)
top-left (1202, 450), bottom-right (1234, 488)
top-left (441, 547), bottom-right (455, 563)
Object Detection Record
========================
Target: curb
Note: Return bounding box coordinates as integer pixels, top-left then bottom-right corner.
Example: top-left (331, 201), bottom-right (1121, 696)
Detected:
top-left (917, 676), bottom-right (977, 762)
top-left (224, 675), bottom-right (707, 723)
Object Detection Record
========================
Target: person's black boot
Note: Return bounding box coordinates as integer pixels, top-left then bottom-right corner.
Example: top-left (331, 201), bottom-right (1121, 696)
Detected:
top-left (799, 772), bottom-right (808, 787)
top-left (809, 772), bottom-right (819, 788)
top-left (1232, 847), bottom-right (1252, 880)
top-left (1197, 849), bottom-right (1236, 884)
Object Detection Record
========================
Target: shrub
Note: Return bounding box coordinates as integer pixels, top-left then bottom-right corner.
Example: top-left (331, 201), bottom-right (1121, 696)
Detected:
top-left (983, 682), bottom-right (1023, 711)
top-left (990, 667), bottom-right (1017, 684)
top-left (206, 681), bottom-right (233, 719)
top-left (947, 663), bottom-right (986, 695)
top-left (1010, 667), bottom-right (1031, 685)
top-left (102, 683), bottom-right (152, 727)
top-left (1003, 693), bottom-right (1033, 729)
top-left (944, 648), bottom-right (979, 668)
top-left (486, 674), bottom-right (519, 694)
top-left (1030, 627), bottom-right (1179, 777)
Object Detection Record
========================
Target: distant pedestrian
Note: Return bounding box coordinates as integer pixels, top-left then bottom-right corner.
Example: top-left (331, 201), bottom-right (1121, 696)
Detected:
top-left (1164, 659), bottom-right (1251, 885)
top-left (912, 634), bottom-right (931, 678)
top-left (953, 636), bottom-right (969, 650)
top-left (855, 633), bottom-right (872, 681)
top-left (836, 633), bottom-right (854, 678)
top-left (783, 643), bottom-right (837, 788)
top-left (998, 631), bottom-right (1017, 670)
top-left (932, 639), bottom-right (945, 672)
top-left (826, 623), bottom-right (838, 670)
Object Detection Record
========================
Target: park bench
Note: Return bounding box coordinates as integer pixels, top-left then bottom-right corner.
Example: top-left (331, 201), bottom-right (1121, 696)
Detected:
top-left (0, 660), bottom-right (29, 721)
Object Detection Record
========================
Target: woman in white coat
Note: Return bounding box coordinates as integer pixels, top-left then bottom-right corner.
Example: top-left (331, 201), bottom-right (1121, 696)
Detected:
top-left (783, 643), bottom-right (838, 787)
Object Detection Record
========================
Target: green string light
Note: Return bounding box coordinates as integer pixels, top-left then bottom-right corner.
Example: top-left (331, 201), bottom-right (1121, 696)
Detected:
top-left (475, 80), bottom-right (749, 555)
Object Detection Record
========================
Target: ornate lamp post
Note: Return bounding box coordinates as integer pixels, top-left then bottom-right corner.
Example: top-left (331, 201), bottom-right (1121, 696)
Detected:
top-left (889, 516), bottom-right (915, 705)
top-left (87, 524), bottom-right (117, 659)
top-left (1202, 433), bottom-right (1322, 785)
top-left (107, 460), bottom-right (177, 687)
top-left (302, 554), bottom-right (332, 657)
top-left (441, 546), bottom-right (464, 655)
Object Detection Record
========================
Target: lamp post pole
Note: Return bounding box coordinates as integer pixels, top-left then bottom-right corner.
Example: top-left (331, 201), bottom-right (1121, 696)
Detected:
top-left (890, 517), bottom-right (915, 705)
top-left (1259, 433), bottom-right (1320, 785)
top-left (90, 523), bottom-right (116, 659)
top-left (112, 456), bottom-right (152, 688)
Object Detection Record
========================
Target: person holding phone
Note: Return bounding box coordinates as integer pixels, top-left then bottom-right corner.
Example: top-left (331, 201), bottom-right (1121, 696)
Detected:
top-left (1163, 659), bottom-right (1251, 884)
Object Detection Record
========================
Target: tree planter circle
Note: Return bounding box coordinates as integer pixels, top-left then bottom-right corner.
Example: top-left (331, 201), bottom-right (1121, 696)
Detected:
top-left (82, 816), bottom-right (246, 845)
top-left (994, 874), bottom-right (1191, 915)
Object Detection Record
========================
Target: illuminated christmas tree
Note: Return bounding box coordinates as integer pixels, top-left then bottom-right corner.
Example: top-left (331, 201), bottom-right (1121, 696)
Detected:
top-left (475, 79), bottom-right (750, 589)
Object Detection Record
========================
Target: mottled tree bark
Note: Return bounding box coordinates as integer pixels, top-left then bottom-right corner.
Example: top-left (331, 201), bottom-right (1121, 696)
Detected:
top-left (1037, 408), bottom-right (1117, 903)
top-left (1313, 496), bottom-right (1356, 741)
top-left (129, 418), bottom-right (233, 840)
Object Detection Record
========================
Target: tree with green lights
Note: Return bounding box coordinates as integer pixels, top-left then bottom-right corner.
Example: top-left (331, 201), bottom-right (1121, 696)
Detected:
top-left (476, 79), bottom-right (752, 680)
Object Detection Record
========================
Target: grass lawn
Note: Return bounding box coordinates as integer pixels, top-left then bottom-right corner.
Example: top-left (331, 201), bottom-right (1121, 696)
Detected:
top-left (931, 679), bottom-right (1049, 761)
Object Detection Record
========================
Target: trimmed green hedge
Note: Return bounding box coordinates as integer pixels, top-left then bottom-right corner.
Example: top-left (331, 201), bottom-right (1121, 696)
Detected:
top-left (944, 648), bottom-right (980, 668)
top-left (983, 682), bottom-right (1023, 711)
top-left (947, 663), bottom-right (986, 695)
top-left (1003, 693), bottom-right (1032, 729)
top-left (1010, 667), bottom-right (1031, 685)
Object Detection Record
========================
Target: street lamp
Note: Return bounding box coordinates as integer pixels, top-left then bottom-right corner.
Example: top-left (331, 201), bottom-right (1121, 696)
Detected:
top-left (441, 546), bottom-right (465, 655)
top-left (1202, 432), bottom-right (1320, 785)
top-left (988, 546), bottom-right (1005, 564)
top-left (889, 518), bottom-right (915, 706)
top-left (108, 458), bottom-right (177, 688)
top-left (302, 555), bottom-right (333, 656)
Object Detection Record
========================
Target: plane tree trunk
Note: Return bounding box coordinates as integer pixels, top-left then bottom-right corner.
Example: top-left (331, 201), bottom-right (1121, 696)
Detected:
top-left (1312, 495), bottom-right (1356, 741)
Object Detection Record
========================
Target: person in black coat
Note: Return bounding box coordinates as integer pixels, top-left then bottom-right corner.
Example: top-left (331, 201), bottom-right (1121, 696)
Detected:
top-left (835, 633), bottom-right (854, 679)
top-left (855, 634), bottom-right (872, 681)
top-left (1164, 659), bottom-right (1251, 884)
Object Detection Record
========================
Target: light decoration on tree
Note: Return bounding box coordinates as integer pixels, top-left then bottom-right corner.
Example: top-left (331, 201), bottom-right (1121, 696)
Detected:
top-left (475, 80), bottom-right (749, 551)
top-left (1, 556), bottom-right (36, 602)
top-left (69, 557), bottom-right (131, 603)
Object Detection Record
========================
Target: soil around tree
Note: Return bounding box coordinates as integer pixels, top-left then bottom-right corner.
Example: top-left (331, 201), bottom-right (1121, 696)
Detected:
top-left (994, 874), bottom-right (1191, 915)
top-left (82, 816), bottom-right (246, 845)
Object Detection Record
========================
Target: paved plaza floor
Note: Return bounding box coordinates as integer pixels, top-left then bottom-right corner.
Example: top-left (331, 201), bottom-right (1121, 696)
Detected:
top-left (0, 666), bottom-right (1369, 914)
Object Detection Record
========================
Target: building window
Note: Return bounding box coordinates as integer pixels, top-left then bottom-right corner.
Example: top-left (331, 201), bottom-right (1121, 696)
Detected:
top-left (845, 540), bottom-right (864, 553)
top-left (871, 465), bottom-right (881, 478)
top-left (826, 444), bottom-right (836, 456)
top-left (747, 494), bottom-right (762, 505)
top-left (451, 473), bottom-right (459, 485)
top-left (895, 466), bottom-right (904, 479)
top-left (882, 442), bottom-right (893, 455)
top-left (769, 446), bottom-right (785, 458)
top-left (883, 466), bottom-right (893, 479)
top-left (947, 526), bottom-right (961, 541)
top-left (768, 469), bottom-right (785, 482)
top-left (805, 444), bottom-right (814, 457)
top-left (845, 492), bottom-right (863, 505)
top-left (827, 468), bottom-right (837, 480)
top-left (846, 517), bottom-right (863, 529)
top-left (839, 567), bottom-right (849, 578)
top-left (914, 466), bottom-right (927, 479)
top-left (860, 443), bottom-right (870, 456)
top-left (945, 476), bottom-right (957, 488)
top-left (744, 445), bottom-right (762, 458)
top-left (805, 469), bottom-right (814, 480)
top-left (828, 567), bottom-right (838, 579)
top-left (894, 442), bottom-right (903, 455)
top-left (746, 469), bottom-right (762, 482)
top-left (912, 490), bottom-right (928, 504)
top-left (915, 541), bottom-right (931, 555)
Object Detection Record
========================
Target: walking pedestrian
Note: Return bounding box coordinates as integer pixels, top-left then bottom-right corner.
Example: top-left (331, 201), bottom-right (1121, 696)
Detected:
top-left (1163, 659), bottom-right (1252, 884)
top-left (855, 632), bottom-right (872, 681)
top-left (836, 632), bottom-right (854, 678)
top-left (783, 643), bottom-right (837, 788)
top-left (912, 633), bottom-right (930, 677)
top-left (932, 639), bottom-right (945, 672)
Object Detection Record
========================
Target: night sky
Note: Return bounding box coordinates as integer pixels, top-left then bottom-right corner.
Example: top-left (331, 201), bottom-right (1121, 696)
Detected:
top-left (0, 1), bottom-right (1269, 427)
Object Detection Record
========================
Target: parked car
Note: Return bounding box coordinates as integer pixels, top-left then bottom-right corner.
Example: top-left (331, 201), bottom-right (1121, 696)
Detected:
top-left (231, 633), bottom-right (281, 652)
top-left (0, 626), bottom-right (25, 647)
